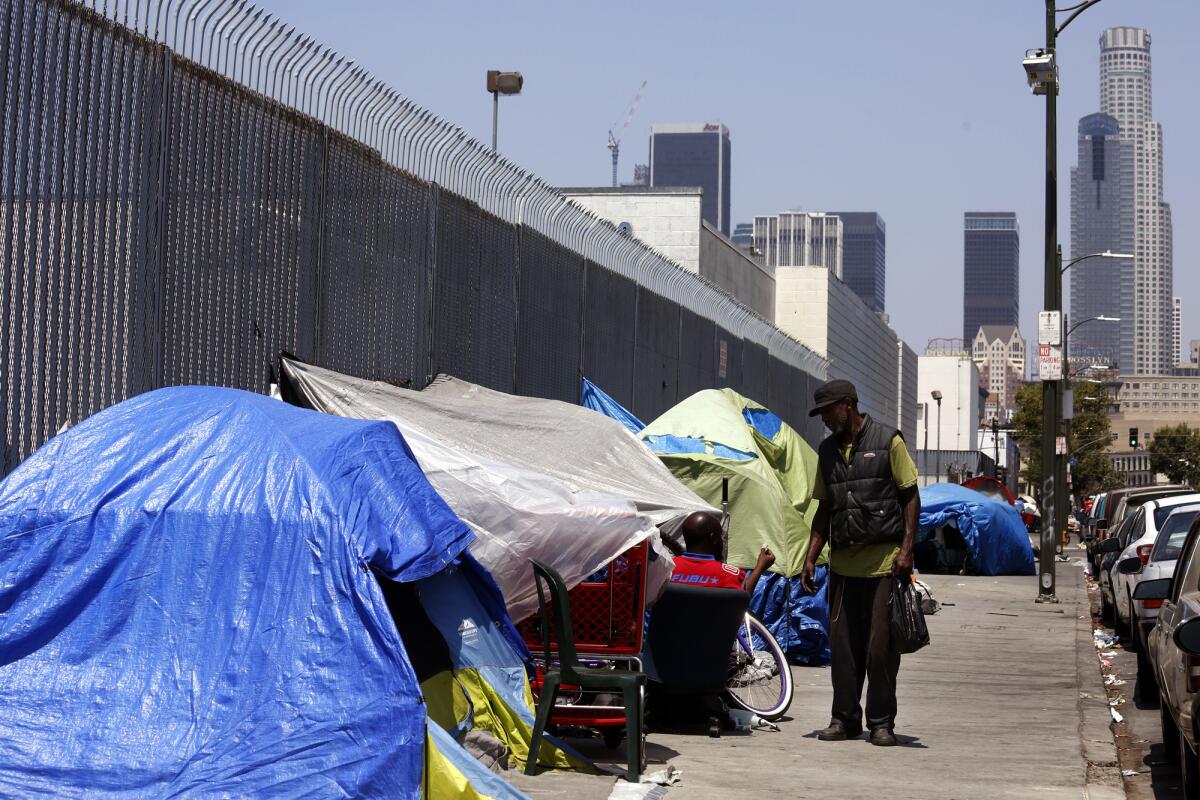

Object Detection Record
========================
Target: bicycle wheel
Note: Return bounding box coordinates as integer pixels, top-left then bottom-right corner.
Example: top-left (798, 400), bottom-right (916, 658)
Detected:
top-left (725, 614), bottom-right (793, 720)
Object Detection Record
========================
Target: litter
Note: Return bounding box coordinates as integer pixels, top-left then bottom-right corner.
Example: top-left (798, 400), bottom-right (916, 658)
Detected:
top-left (1101, 650), bottom-right (1119, 658)
top-left (1121, 769), bottom-right (1139, 777)
top-left (728, 709), bottom-right (781, 732)
top-left (1111, 708), bottom-right (1124, 723)
top-left (608, 767), bottom-right (681, 800)
top-left (1104, 676), bottom-right (1126, 686)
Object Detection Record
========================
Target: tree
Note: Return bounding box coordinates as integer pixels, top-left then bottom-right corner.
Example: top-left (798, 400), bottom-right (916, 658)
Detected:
top-left (1010, 380), bottom-right (1120, 498)
top-left (1148, 424), bottom-right (1200, 487)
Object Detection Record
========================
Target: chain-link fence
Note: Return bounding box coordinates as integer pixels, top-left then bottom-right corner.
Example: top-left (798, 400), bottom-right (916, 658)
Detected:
top-left (0, 0), bottom-right (828, 476)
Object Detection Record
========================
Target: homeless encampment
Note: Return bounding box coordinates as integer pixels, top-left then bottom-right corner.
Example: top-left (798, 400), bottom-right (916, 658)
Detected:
top-left (636, 388), bottom-right (831, 665)
top-left (277, 357), bottom-right (718, 623)
top-left (916, 483), bottom-right (1036, 576)
top-left (0, 387), bottom-right (530, 798)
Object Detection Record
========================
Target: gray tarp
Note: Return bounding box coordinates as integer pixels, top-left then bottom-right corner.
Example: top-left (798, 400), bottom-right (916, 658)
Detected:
top-left (279, 358), bottom-right (716, 620)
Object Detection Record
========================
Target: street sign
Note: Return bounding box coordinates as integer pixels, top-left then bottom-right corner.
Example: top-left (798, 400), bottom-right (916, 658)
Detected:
top-left (1038, 344), bottom-right (1063, 381)
top-left (1039, 310), bottom-right (1062, 345)
top-left (1056, 436), bottom-right (1067, 455)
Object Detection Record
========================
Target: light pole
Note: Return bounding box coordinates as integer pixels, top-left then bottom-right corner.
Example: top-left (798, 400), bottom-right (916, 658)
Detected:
top-left (486, 70), bottom-right (524, 151)
top-left (931, 390), bottom-right (943, 482)
top-left (1023, 0), bottom-right (1106, 603)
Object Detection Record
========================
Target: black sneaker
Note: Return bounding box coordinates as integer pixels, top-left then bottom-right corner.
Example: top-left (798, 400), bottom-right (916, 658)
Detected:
top-left (816, 721), bottom-right (862, 741)
top-left (869, 727), bottom-right (897, 746)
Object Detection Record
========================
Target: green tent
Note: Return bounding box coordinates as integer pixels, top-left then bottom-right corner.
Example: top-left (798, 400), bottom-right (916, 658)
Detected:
top-left (640, 389), bottom-right (826, 577)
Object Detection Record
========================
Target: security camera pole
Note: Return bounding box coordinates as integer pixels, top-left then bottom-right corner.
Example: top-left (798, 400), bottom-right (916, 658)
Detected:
top-left (1027, 0), bottom-right (1105, 602)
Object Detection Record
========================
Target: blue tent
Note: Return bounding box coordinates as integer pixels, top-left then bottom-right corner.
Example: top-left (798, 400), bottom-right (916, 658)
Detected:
top-left (0, 387), bottom-right (526, 798)
top-left (918, 483), bottom-right (1036, 576)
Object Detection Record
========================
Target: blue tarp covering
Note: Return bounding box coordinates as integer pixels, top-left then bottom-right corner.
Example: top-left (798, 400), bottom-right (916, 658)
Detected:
top-left (918, 483), bottom-right (1036, 576)
top-left (580, 378), bottom-right (645, 435)
top-left (749, 567), bottom-right (831, 666)
top-left (0, 387), bottom-right (476, 798)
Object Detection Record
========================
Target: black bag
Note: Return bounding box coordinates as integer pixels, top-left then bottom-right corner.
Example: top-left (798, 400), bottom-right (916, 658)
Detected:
top-left (889, 578), bottom-right (930, 654)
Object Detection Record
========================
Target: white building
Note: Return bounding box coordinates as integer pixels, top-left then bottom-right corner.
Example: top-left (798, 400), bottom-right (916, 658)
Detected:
top-left (773, 265), bottom-right (903, 428)
top-left (971, 325), bottom-right (1026, 419)
top-left (1174, 296), bottom-right (1182, 365)
top-left (1099, 28), bottom-right (1174, 375)
top-left (560, 186), bottom-right (775, 321)
top-left (916, 351), bottom-right (982, 453)
top-left (752, 212), bottom-right (842, 278)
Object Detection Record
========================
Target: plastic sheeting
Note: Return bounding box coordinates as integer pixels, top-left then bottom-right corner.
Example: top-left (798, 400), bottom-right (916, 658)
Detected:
top-left (280, 359), bottom-right (716, 621)
top-left (0, 387), bottom-right (481, 798)
top-left (918, 483), bottom-right (1037, 576)
top-left (749, 569), bottom-right (832, 666)
top-left (580, 378), bottom-right (645, 436)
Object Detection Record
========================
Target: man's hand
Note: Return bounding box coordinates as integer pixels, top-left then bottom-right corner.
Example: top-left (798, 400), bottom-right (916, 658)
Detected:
top-left (891, 549), bottom-right (914, 580)
top-left (800, 559), bottom-right (817, 593)
top-left (755, 546), bottom-right (776, 572)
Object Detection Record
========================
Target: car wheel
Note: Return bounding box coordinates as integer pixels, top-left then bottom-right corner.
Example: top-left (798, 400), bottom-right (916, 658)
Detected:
top-left (1113, 600), bottom-right (1130, 638)
top-left (1162, 704), bottom-right (1181, 766)
top-left (1135, 648), bottom-right (1156, 706)
top-left (1181, 733), bottom-right (1200, 799)
top-left (1101, 590), bottom-right (1114, 623)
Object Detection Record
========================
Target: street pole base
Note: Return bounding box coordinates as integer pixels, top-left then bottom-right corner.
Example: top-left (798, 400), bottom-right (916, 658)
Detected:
top-left (1035, 592), bottom-right (1060, 604)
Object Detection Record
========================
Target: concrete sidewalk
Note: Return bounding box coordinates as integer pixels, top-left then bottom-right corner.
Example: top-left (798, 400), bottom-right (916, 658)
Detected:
top-left (516, 564), bottom-right (1125, 799)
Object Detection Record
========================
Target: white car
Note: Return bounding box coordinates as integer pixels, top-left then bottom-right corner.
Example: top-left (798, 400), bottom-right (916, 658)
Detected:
top-left (1115, 502), bottom-right (1200, 699)
top-left (1113, 493), bottom-right (1200, 640)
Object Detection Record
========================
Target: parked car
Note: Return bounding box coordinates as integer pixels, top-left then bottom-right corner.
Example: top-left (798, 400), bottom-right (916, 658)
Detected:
top-left (1116, 503), bottom-right (1200, 699)
top-left (1138, 511), bottom-right (1200, 794)
top-left (1114, 494), bottom-right (1200, 641)
top-left (1100, 515), bottom-right (1138, 621)
top-left (1096, 487), bottom-right (1197, 589)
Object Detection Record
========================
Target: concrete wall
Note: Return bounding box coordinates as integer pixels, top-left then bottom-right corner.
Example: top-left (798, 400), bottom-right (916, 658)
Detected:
top-left (916, 354), bottom-right (981, 453)
top-left (561, 188), bottom-right (702, 271)
top-left (898, 340), bottom-right (918, 450)
top-left (699, 221), bottom-right (775, 322)
top-left (774, 265), bottom-right (899, 427)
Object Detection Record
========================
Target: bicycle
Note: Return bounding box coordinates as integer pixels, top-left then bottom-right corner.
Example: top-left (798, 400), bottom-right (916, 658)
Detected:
top-left (725, 612), bottom-right (793, 720)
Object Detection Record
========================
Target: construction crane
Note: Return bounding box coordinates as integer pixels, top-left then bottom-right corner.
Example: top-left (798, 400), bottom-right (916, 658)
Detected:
top-left (607, 80), bottom-right (647, 187)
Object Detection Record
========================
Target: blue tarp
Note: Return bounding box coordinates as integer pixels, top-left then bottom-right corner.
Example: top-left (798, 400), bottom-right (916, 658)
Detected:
top-left (918, 483), bottom-right (1036, 576)
top-left (580, 378), bottom-right (645, 435)
top-left (0, 387), bottom-right (477, 798)
top-left (749, 567), bottom-right (831, 666)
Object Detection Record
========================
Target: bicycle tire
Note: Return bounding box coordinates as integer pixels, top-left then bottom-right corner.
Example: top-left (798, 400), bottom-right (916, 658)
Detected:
top-left (725, 614), bottom-right (793, 720)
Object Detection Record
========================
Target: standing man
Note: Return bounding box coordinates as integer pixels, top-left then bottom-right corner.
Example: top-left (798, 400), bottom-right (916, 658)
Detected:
top-left (800, 379), bottom-right (920, 747)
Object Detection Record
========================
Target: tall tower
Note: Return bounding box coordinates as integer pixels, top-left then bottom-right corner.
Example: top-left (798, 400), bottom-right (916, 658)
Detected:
top-left (752, 212), bottom-right (843, 276)
top-left (962, 212), bottom-right (1020, 344)
top-left (1069, 113), bottom-right (1134, 371)
top-left (649, 123), bottom-right (731, 236)
top-left (830, 212), bottom-right (886, 313)
top-left (1099, 27), bottom-right (1173, 375)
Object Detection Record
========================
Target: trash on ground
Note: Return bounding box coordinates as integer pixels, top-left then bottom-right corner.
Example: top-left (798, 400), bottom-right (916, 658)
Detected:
top-left (608, 767), bottom-right (682, 799)
top-left (1111, 708), bottom-right (1124, 723)
top-left (1121, 769), bottom-right (1139, 777)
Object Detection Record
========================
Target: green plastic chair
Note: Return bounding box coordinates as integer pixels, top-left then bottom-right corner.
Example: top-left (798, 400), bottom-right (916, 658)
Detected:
top-left (525, 559), bottom-right (645, 783)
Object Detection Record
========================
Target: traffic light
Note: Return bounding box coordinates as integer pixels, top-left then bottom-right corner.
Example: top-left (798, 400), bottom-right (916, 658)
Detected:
top-left (1129, 427), bottom-right (1139, 449)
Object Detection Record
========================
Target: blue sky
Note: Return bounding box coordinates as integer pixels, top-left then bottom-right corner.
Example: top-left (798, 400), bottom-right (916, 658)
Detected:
top-left (254, 0), bottom-right (1199, 363)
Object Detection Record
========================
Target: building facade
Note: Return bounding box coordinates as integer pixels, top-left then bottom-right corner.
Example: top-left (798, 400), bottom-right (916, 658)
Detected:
top-left (1174, 297), bottom-right (1182, 366)
top-left (1098, 27), bottom-right (1174, 375)
top-left (898, 340), bottom-right (918, 451)
top-left (829, 211), bottom-right (886, 313)
top-left (1069, 112), bottom-right (1135, 371)
top-left (916, 351), bottom-right (982, 454)
top-left (753, 212), bottom-right (843, 277)
top-left (649, 122), bottom-right (731, 236)
top-left (731, 222), bottom-right (756, 261)
top-left (971, 325), bottom-right (1026, 420)
top-left (962, 212), bottom-right (1019, 344)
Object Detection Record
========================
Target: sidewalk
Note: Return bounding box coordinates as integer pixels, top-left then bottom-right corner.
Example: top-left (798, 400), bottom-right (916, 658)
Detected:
top-left (517, 564), bottom-right (1125, 799)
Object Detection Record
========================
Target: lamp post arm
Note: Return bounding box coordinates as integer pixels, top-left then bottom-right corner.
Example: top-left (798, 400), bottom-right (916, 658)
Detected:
top-left (1056, 0), bottom-right (1103, 36)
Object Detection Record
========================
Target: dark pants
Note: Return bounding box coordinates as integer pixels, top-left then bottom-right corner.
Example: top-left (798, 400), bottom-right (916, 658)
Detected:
top-left (828, 572), bottom-right (901, 732)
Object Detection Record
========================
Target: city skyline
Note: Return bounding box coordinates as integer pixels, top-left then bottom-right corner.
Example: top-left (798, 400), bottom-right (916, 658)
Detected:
top-left (251, 1), bottom-right (1199, 359)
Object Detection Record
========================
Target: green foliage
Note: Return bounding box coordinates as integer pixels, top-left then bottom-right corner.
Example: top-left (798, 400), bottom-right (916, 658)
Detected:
top-left (1010, 380), bottom-right (1120, 496)
top-left (1148, 424), bottom-right (1200, 487)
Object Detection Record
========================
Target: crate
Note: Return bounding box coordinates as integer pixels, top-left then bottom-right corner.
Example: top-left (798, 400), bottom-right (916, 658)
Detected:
top-left (519, 541), bottom-right (649, 657)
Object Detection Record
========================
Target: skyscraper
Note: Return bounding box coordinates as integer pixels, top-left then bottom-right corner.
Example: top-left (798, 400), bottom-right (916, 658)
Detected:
top-left (752, 212), bottom-right (842, 276)
top-left (1098, 27), bottom-right (1173, 374)
top-left (962, 212), bottom-right (1019, 344)
top-left (1069, 113), bottom-right (1134, 371)
top-left (649, 123), bottom-right (731, 236)
top-left (1174, 297), bottom-right (1182, 366)
top-left (830, 212), bottom-right (886, 313)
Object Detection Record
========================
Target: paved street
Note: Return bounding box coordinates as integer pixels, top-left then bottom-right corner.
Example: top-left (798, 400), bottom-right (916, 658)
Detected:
top-left (518, 566), bottom-right (1126, 799)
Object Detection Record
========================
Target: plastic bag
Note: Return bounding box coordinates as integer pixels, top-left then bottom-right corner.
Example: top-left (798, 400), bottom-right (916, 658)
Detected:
top-left (889, 578), bottom-right (930, 654)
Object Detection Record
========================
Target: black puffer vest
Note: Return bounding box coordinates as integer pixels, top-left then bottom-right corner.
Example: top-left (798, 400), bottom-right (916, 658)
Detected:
top-left (817, 415), bottom-right (905, 549)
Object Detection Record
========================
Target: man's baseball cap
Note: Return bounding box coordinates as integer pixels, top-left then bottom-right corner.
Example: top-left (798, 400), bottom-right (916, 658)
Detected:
top-left (808, 379), bottom-right (859, 416)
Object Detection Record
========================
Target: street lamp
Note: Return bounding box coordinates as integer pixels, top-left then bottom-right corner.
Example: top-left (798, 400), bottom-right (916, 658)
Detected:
top-left (931, 390), bottom-right (943, 482)
top-left (1067, 315), bottom-right (1121, 339)
top-left (1025, 0), bottom-right (1106, 603)
top-left (486, 70), bottom-right (523, 151)
top-left (1060, 251), bottom-right (1134, 274)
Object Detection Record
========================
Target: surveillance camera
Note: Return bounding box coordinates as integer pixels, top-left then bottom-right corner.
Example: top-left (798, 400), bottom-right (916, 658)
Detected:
top-left (1022, 48), bottom-right (1057, 95)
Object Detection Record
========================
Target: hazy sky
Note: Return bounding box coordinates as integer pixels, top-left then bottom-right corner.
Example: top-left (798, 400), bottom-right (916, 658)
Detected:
top-left (254, 0), bottom-right (1199, 362)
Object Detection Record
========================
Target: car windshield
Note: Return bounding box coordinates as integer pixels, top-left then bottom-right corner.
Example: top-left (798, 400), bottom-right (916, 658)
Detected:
top-left (1151, 509), bottom-right (1200, 562)
top-left (1156, 502), bottom-right (1198, 530)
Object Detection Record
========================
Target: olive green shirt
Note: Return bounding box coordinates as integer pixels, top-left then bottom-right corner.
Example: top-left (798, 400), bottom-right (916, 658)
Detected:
top-left (812, 434), bottom-right (918, 577)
